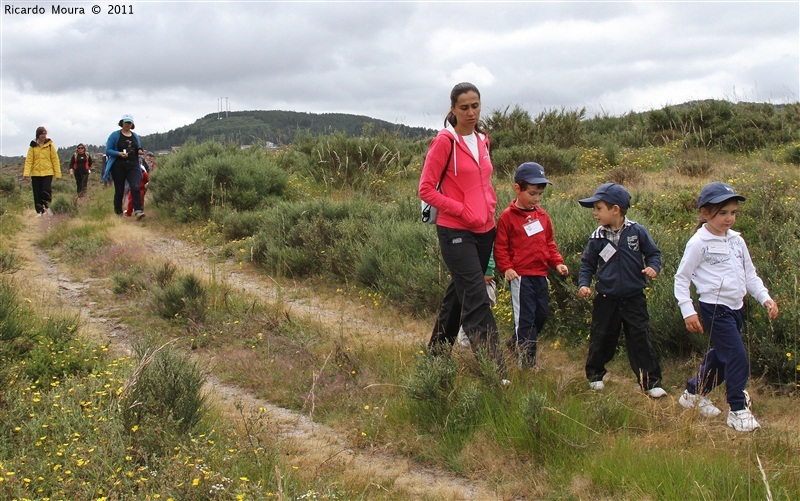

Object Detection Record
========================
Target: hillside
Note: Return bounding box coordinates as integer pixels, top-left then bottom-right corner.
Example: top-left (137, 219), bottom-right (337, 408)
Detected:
top-left (141, 109), bottom-right (436, 151)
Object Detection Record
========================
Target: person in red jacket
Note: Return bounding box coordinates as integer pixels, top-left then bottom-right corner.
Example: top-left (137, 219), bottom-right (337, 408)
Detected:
top-left (418, 82), bottom-right (507, 383)
top-left (69, 144), bottom-right (92, 198)
top-left (124, 163), bottom-right (149, 217)
top-left (494, 162), bottom-right (569, 370)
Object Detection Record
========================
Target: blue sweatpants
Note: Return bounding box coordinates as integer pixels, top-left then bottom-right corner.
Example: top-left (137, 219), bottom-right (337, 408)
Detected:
top-left (509, 275), bottom-right (549, 359)
top-left (686, 302), bottom-right (749, 411)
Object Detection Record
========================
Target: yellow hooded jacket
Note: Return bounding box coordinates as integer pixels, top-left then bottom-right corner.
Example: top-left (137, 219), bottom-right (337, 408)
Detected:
top-left (24, 139), bottom-right (62, 178)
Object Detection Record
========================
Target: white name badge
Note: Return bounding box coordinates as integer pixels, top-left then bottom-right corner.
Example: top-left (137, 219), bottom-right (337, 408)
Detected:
top-left (600, 243), bottom-right (617, 262)
top-left (707, 241), bottom-right (729, 254)
top-left (524, 219), bottom-right (544, 237)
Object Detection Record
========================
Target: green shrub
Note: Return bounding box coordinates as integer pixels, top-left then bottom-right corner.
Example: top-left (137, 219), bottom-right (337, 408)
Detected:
top-left (0, 174), bottom-right (17, 194)
top-left (119, 341), bottom-right (208, 454)
top-left (49, 195), bottom-right (76, 215)
top-left (153, 141), bottom-right (287, 221)
top-left (154, 273), bottom-right (208, 322)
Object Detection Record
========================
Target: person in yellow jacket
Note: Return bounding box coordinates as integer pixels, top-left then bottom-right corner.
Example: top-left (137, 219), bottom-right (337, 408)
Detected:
top-left (23, 126), bottom-right (62, 216)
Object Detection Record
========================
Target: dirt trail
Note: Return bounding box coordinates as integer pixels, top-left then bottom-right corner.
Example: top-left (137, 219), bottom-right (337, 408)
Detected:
top-left (11, 214), bottom-right (502, 501)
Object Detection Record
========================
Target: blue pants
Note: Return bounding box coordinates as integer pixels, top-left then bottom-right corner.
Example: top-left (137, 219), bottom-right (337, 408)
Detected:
top-left (429, 227), bottom-right (505, 376)
top-left (686, 302), bottom-right (749, 411)
top-left (510, 275), bottom-right (549, 359)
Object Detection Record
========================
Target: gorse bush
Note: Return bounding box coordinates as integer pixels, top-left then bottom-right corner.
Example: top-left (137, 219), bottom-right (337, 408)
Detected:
top-left (153, 140), bottom-right (288, 221)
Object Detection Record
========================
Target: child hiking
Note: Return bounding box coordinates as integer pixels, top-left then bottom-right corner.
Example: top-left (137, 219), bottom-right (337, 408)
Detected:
top-left (674, 182), bottom-right (779, 432)
top-left (493, 162), bottom-right (568, 370)
top-left (577, 183), bottom-right (666, 397)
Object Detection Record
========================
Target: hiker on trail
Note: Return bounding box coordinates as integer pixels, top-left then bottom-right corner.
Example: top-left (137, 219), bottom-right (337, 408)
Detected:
top-left (104, 114), bottom-right (145, 220)
top-left (418, 82), bottom-right (507, 384)
top-left (69, 143), bottom-right (92, 198)
top-left (23, 125), bottom-right (62, 217)
top-left (675, 182), bottom-right (779, 432)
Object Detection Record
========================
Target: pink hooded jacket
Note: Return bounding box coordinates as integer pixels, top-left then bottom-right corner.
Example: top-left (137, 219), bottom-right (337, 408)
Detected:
top-left (418, 125), bottom-right (497, 233)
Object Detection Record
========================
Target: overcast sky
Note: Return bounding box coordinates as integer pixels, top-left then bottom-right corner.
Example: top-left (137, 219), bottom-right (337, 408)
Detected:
top-left (1, 1), bottom-right (798, 157)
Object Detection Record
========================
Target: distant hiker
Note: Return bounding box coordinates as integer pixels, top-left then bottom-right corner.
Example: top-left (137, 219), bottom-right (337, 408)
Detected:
top-left (69, 143), bottom-right (92, 198)
top-left (143, 151), bottom-right (155, 173)
top-left (493, 162), bottom-right (569, 371)
top-left (418, 82), bottom-right (507, 384)
top-left (23, 125), bottom-right (62, 217)
top-left (675, 182), bottom-right (779, 432)
top-left (104, 114), bottom-right (145, 220)
top-left (124, 162), bottom-right (150, 217)
top-left (577, 183), bottom-right (666, 398)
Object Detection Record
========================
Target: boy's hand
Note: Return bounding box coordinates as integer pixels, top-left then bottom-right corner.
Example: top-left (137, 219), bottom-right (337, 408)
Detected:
top-left (578, 286), bottom-right (592, 298)
top-left (504, 269), bottom-right (519, 281)
top-left (684, 314), bottom-right (704, 333)
top-left (484, 275), bottom-right (494, 285)
top-left (556, 264), bottom-right (569, 276)
top-left (764, 300), bottom-right (779, 319)
top-left (641, 267), bottom-right (658, 279)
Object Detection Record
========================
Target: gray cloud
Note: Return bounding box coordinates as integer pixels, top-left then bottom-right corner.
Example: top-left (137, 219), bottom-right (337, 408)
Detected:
top-left (1, 1), bottom-right (797, 155)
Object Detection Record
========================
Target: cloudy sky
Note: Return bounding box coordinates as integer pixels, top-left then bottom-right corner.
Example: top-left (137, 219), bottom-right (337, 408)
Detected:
top-left (1, 1), bottom-right (798, 156)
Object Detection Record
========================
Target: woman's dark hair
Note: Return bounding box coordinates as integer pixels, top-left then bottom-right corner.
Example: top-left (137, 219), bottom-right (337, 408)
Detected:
top-left (118, 119), bottom-right (135, 129)
top-left (35, 126), bottom-right (47, 138)
top-left (445, 82), bottom-right (484, 133)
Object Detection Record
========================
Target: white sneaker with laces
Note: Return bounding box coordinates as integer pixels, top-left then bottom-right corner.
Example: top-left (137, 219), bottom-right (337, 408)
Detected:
top-left (501, 379), bottom-right (511, 387)
top-left (589, 381), bottom-right (604, 391)
top-left (647, 387), bottom-right (667, 398)
top-left (45, 207), bottom-right (53, 216)
top-left (456, 329), bottom-right (470, 348)
top-left (727, 409), bottom-right (761, 432)
top-left (679, 390), bottom-right (722, 417)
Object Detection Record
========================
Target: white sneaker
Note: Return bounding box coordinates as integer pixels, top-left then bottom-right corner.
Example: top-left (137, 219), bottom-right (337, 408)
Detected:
top-left (679, 390), bottom-right (722, 417)
top-left (456, 329), bottom-right (470, 348)
top-left (727, 409), bottom-right (761, 432)
top-left (45, 207), bottom-right (53, 216)
top-left (134, 210), bottom-right (145, 220)
top-left (35, 212), bottom-right (43, 218)
top-left (501, 379), bottom-right (511, 387)
top-left (589, 381), bottom-right (604, 391)
top-left (647, 387), bottom-right (667, 398)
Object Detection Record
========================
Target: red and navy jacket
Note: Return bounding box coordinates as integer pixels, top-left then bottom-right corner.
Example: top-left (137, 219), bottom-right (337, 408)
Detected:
top-left (494, 200), bottom-right (564, 277)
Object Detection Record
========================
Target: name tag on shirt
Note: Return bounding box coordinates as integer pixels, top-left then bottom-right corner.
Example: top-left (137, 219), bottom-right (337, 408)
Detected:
top-left (600, 243), bottom-right (616, 262)
top-left (524, 219), bottom-right (544, 237)
top-left (708, 241), bottom-right (729, 254)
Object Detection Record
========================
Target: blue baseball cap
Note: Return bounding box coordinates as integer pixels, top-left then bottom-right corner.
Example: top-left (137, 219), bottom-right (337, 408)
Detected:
top-left (579, 183), bottom-right (631, 210)
top-left (697, 182), bottom-right (745, 207)
top-left (514, 162), bottom-right (551, 185)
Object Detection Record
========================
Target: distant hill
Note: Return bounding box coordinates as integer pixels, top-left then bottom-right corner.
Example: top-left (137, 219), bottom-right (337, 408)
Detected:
top-left (141, 110), bottom-right (436, 151)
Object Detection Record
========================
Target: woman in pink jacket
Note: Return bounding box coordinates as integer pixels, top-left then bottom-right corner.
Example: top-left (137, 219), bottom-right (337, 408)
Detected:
top-left (418, 82), bottom-right (506, 383)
